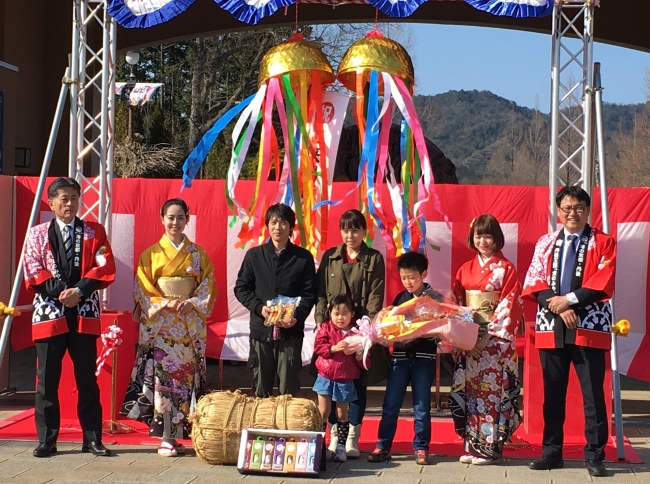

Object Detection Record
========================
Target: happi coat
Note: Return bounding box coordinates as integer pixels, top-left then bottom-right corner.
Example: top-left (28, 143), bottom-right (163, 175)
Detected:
top-left (23, 219), bottom-right (115, 340)
top-left (522, 225), bottom-right (616, 350)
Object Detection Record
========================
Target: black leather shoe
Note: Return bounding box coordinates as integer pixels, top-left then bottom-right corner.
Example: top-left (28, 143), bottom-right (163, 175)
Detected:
top-left (81, 441), bottom-right (111, 456)
top-left (586, 459), bottom-right (607, 477)
top-left (33, 442), bottom-right (57, 458)
top-left (528, 456), bottom-right (564, 470)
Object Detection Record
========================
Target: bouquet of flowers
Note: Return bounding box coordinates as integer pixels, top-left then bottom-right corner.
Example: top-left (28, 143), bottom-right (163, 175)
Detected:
top-left (345, 292), bottom-right (479, 368)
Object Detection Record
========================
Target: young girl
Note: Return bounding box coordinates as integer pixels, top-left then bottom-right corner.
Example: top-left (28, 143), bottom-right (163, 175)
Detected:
top-left (312, 294), bottom-right (368, 462)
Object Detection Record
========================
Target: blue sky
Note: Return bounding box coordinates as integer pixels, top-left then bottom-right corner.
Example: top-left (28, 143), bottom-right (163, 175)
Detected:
top-left (408, 24), bottom-right (650, 111)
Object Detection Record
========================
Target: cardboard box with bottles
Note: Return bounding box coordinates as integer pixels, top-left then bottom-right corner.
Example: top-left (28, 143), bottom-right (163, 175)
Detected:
top-left (238, 429), bottom-right (324, 476)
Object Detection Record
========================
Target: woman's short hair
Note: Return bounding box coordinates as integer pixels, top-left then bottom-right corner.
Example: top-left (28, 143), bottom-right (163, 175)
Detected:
top-left (161, 198), bottom-right (189, 217)
top-left (339, 209), bottom-right (367, 231)
top-left (467, 214), bottom-right (505, 252)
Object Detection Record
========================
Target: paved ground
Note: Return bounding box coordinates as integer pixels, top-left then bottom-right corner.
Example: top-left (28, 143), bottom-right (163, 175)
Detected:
top-left (0, 350), bottom-right (648, 483)
top-left (0, 438), bottom-right (647, 484)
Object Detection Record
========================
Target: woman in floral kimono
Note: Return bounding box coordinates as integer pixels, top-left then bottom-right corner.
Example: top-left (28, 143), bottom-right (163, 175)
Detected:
top-left (448, 214), bottom-right (523, 465)
top-left (121, 198), bottom-right (216, 457)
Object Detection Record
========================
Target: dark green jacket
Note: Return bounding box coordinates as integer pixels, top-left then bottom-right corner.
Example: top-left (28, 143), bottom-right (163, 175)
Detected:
top-left (315, 242), bottom-right (389, 385)
top-left (315, 242), bottom-right (385, 325)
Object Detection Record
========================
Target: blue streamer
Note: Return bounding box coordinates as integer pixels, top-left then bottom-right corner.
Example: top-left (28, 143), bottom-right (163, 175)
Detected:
top-left (464, 0), bottom-right (553, 18)
top-left (213, 0), bottom-right (296, 25)
top-left (363, 72), bottom-right (384, 233)
top-left (108, 0), bottom-right (195, 28)
top-left (181, 93), bottom-right (256, 189)
top-left (282, 127), bottom-right (303, 208)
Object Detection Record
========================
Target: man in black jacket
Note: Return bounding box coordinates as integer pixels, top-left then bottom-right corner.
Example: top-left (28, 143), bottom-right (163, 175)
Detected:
top-left (234, 204), bottom-right (317, 397)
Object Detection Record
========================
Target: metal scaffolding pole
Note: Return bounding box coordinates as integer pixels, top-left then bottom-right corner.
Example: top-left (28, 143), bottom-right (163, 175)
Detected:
top-left (69, 0), bottom-right (116, 308)
top-left (548, 0), bottom-right (595, 229)
top-left (69, 0), bottom-right (115, 231)
top-left (594, 62), bottom-right (625, 461)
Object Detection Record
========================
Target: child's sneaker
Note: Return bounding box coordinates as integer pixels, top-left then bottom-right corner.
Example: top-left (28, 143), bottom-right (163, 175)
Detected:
top-left (334, 443), bottom-right (347, 462)
top-left (414, 449), bottom-right (430, 465)
top-left (367, 447), bottom-right (391, 463)
top-left (459, 454), bottom-right (475, 464)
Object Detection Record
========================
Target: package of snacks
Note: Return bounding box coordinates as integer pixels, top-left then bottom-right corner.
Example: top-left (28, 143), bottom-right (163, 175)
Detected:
top-left (264, 296), bottom-right (301, 326)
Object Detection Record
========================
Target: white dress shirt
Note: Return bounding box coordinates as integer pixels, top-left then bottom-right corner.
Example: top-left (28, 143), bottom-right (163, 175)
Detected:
top-left (55, 217), bottom-right (75, 234)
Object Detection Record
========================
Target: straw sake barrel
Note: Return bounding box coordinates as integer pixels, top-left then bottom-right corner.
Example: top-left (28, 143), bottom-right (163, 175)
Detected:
top-left (190, 390), bottom-right (322, 465)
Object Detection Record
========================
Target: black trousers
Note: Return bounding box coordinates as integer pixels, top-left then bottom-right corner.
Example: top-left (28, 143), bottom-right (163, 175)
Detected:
top-left (35, 331), bottom-right (103, 444)
top-left (540, 345), bottom-right (608, 461)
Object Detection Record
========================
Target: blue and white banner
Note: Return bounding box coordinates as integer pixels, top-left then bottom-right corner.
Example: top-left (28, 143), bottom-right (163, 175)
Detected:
top-left (213, 0), bottom-right (295, 25)
top-left (464, 0), bottom-right (554, 18)
top-left (366, 0), bottom-right (427, 18)
top-left (108, 0), bottom-right (196, 28)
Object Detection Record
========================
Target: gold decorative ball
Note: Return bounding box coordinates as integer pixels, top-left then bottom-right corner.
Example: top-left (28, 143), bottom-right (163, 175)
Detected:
top-left (258, 34), bottom-right (334, 88)
top-left (337, 32), bottom-right (414, 93)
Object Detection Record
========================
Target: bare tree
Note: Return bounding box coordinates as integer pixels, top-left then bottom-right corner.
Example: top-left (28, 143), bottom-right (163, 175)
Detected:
top-left (521, 97), bottom-right (549, 185)
top-left (186, 29), bottom-right (294, 152)
top-left (114, 137), bottom-right (182, 178)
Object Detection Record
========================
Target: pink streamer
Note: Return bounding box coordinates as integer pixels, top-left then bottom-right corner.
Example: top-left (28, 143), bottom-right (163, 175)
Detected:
top-left (251, 78), bottom-right (292, 243)
top-left (373, 102), bottom-right (397, 254)
top-left (390, 75), bottom-right (449, 227)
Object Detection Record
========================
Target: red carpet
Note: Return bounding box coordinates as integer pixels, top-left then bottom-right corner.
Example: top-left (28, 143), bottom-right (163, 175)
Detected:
top-left (0, 410), bottom-right (640, 463)
top-left (356, 416), bottom-right (642, 463)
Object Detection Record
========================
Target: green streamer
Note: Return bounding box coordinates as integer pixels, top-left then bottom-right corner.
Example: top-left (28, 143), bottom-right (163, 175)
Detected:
top-left (282, 74), bottom-right (307, 247)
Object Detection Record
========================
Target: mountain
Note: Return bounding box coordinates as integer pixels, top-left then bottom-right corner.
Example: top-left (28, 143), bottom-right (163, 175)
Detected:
top-left (413, 90), bottom-right (644, 184)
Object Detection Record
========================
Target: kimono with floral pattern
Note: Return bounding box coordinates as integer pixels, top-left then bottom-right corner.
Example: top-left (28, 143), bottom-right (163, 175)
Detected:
top-left (120, 235), bottom-right (216, 439)
top-left (448, 251), bottom-right (523, 459)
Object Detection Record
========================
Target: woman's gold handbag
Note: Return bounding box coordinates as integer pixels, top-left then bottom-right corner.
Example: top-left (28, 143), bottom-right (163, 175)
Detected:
top-left (155, 276), bottom-right (197, 298)
top-left (465, 290), bottom-right (501, 325)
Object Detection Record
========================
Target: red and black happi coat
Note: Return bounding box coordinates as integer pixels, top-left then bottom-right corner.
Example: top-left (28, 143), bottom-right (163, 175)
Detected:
top-left (522, 225), bottom-right (616, 350)
top-left (23, 219), bottom-right (116, 340)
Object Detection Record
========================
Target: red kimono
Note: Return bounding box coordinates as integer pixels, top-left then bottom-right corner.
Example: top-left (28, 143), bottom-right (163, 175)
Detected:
top-left (522, 227), bottom-right (616, 350)
top-left (449, 251), bottom-right (523, 460)
top-left (23, 219), bottom-right (116, 340)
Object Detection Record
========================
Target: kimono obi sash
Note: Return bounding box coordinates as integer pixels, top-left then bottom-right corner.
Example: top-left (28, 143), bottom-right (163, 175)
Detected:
top-left (155, 276), bottom-right (196, 298)
top-left (465, 290), bottom-right (501, 325)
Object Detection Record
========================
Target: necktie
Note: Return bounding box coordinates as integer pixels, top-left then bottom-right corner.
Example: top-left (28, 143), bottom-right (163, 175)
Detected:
top-left (560, 234), bottom-right (577, 295)
top-left (63, 225), bottom-right (73, 265)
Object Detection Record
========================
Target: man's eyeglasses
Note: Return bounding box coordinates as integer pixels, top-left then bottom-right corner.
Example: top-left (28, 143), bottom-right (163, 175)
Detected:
top-left (559, 205), bottom-right (587, 214)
